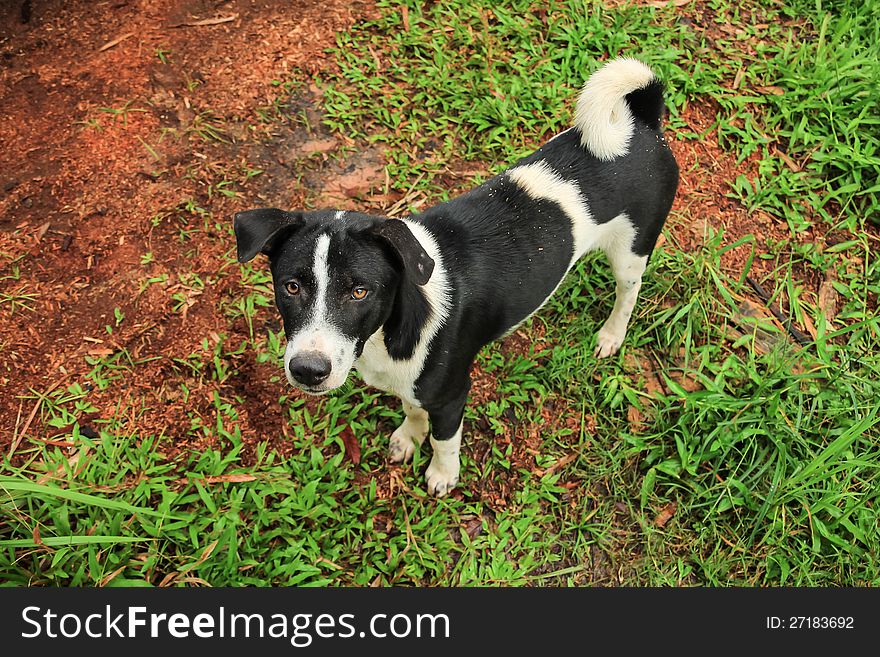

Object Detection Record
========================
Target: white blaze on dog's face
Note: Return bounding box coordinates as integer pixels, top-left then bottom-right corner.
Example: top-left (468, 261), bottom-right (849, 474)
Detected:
top-left (282, 233), bottom-right (357, 392)
top-left (232, 209), bottom-right (435, 395)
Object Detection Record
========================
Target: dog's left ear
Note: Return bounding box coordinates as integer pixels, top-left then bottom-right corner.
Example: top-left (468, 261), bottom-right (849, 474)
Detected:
top-left (233, 208), bottom-right (304, 263)
top-left (372, 219), bottom-right (434, 285)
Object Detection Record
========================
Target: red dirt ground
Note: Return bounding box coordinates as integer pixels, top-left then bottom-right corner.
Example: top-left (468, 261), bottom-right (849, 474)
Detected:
top-left (1, 0), bottom-right (374, 459)
top-left (0, 0), bottom-right (819, 485)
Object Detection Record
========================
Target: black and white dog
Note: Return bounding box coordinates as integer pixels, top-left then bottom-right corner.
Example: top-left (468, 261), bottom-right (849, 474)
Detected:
top-left (234, 58), bottom-right (678, 496)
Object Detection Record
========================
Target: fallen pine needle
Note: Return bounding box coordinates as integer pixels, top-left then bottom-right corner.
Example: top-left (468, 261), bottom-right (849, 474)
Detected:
top-left (170, 14), bottom-right (237, 28)
top-left (98, 32), bottom-right (134, 52)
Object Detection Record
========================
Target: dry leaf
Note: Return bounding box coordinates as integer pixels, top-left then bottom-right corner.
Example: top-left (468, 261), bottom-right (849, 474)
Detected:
top-left (732, 67), bottom-right (745, 90)
top-left (655, 502), bottom-right (677, 527)
top-left (194, 539), bottom-right (219, 566)
top-left (36, 221), bottom-right (51, 241)
top-left (757, 85), bottom-right (785, 96)
top-left (801, 310), bottom-right (817, 341)
top-left (817, 273), bottom-right (838, 326)
top-left (158, 572), bottom-right (179, 587)
top-left (734, 299), bottom-right (786, 354)
top-left (776, 148), bottom-right (800, 172)
top-left (316, 556), bottom-right (344, 570)
top-left (202, 474), bottom-right (257, 484)
top-left (463, 518), bottom-right (483, 539)
top-left (98, 566), bottom-right (126, 587)
top-left (627, 405), bottom-right (646, 433)
top-left (339, 427), bottom-right (361, 464)
top-left (536, 452), bottom-right (578, 477)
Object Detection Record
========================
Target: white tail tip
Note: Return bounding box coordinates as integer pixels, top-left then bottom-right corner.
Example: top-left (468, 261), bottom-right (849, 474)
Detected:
top-left (574, 58), bottom-right (659, 161)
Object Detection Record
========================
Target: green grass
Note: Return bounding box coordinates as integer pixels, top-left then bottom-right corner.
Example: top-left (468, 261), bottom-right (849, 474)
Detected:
top-left (1, 0), bottom-right (878, 586)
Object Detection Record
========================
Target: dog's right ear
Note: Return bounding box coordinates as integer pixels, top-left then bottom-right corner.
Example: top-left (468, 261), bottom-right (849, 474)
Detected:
top-left (233, 208), bottom-right (305, 263)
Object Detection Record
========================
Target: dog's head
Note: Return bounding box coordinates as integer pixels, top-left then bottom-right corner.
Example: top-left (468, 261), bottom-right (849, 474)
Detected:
top-left (233, 208), bottom-right (435, 394)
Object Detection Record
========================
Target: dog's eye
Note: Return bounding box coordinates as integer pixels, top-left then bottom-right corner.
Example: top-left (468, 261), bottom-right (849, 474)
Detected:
top-left (351, 286), bottom-right (369, 300)
top-left (285, 281), bottom-right (301, 296)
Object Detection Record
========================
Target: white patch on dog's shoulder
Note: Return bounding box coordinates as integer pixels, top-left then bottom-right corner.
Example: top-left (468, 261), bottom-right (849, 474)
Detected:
top-left (508, 160), bottom-right (597, 264)
top-left (334, 210), bottom-right (345, 220)
top-left (355, 220), bottom-right (451, 405)
top-left (574, 57), bottom-right (656, 160)
top-left (285, 232), bottom-right (357, 391)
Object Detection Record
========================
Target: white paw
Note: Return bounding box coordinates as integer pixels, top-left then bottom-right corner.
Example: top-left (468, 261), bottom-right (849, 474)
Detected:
top-left (594, 328), bottom-right (625, 358)
top-left (388, 420), bottom-right (427, 464)
top-left (388, 430), bottom-right (416, 464)
top-left (425, 455), bottom-right (459, 497)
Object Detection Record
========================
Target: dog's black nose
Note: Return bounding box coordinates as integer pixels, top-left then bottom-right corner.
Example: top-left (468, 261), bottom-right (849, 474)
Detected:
top-left (288, 352), bottom-right (332, 387)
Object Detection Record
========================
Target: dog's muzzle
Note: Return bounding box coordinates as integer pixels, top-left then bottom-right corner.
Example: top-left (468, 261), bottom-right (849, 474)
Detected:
top-left (288, 351), bottom-right (332, 388)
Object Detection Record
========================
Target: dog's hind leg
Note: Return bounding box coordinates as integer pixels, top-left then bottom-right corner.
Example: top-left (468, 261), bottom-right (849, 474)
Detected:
top-left (594, 245), bottom-right (648, 358)
top-left (388, 400), bottom-right (430, 464)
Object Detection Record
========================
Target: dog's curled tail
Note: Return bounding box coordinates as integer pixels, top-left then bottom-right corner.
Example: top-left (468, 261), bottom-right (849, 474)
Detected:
top-left (573, 58), bottom-right (665, 161)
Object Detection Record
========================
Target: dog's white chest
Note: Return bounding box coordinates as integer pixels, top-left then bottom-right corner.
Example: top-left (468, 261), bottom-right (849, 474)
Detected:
top-left (355, 329), bottom-right (422, 406)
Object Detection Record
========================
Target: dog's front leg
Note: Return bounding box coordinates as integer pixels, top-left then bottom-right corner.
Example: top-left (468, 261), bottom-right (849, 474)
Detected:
top-left (425, 403), bottom-right (465, 497)
top-left (388, 400), bottom-right (430, 464)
